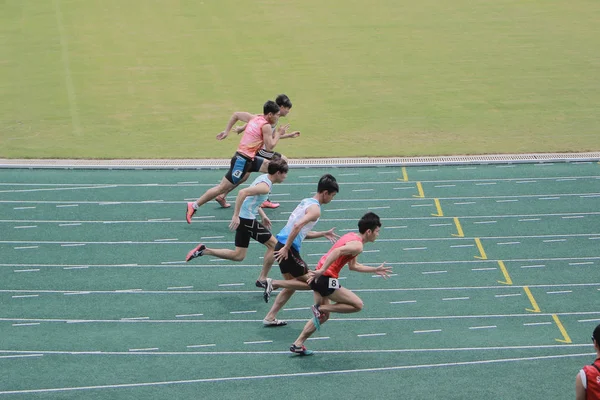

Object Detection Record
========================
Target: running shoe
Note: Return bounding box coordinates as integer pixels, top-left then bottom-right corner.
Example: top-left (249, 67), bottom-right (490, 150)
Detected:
top-left (185, 244), bottom-right (206, 262)
top-left (215, 195), bottom-right (231, 208)
top-left (311, 304), bottom-right (321, 331)
top-left (255, 280), bottom-right (267, 288)
top-left (263, 318), bottom-right (287, 327)
top-left (260, 200), bottom-right (280, 209)
top-left (263, 278), bottom-right (273, 303)
top-left (186, 202), bottom-right (196, 224)
top-left (290, 344), bottom-right (313, 356)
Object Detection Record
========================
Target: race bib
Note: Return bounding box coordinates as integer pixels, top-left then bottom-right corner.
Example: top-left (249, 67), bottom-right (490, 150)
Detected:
top-left (328, 278), bottom-right (340, 289)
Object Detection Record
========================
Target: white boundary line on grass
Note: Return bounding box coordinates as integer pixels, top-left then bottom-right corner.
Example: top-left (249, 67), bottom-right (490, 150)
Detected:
top-left (1, 152), bottom-right (599, 169)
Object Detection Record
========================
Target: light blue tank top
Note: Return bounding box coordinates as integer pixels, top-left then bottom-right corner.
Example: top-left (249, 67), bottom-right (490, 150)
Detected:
top-left (276, 198), bottom-right (320, 251)
top-left (239, 174), bottom-right (273, 219)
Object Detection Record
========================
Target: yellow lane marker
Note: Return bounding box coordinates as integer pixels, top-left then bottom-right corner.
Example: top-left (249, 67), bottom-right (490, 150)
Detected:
top-left (524, 286), bottom-right (541, 313)
top-left (552, 314), bottom-right (572, 343)
top-left (474, 238), bottom-right (487, 259)
top-left (402, 167), bottom-right (408, 181)
top-left (413, 182), bottom-right (425, 198)
top-left (431, 199), bottom-right (443, 217)
top-left (497, 261), bottom-right (513, 285)
top-left (452, 217), bottom-right (464, 237)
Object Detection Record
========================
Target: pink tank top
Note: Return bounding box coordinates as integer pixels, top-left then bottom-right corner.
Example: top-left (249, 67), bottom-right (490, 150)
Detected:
top-left (237, 115), bottom-right (268, 159)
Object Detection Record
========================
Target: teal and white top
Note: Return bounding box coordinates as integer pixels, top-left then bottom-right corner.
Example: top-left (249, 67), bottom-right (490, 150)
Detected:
top-left (239, 174), bottom-right (273, 219)
top-left (276, 198), bottom-right (320, 251)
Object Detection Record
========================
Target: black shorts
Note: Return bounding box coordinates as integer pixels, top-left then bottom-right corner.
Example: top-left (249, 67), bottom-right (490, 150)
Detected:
top-left (257, 149), bottom-right (282, 160)
top-left (225, 152), bottom-right (254, 185)
top-left (235, 217), bottom-right (273, 248)
top-left (250, 156), bottom-right (266, 173)
top-left (309, 275), bottom-right (342, 297)
top-left (275, 242), bottom-right (308, 278)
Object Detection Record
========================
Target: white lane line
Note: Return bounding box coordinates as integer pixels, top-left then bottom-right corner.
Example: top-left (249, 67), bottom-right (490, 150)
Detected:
top-left (12, 295), bottom-right (39, 298)
top-left (422, 270), bottom-right (447, 275)
top-left (61, 243), bottom-right (85, 247)
top-left (14, 269), bottom-right (40, 273)
top-left (451, 244), bottom-right (474, 248)
top-left (539, 197), bottom-right (560, 200)
top-left (129, 348), bottom-right (159, 352)
top-left (362, 250), bottom-right (380, 253)
top-left (547, 290), bottom-right (572, 294)
top-left (148, 218), bottom-right (170, 222)
top-left (186, 344), bottom-right (215, 348)
top-left (284, 307), bottom-right (311, 311)
top-left (12, 323), bottom-right (41, 327)
top-left (14, 246), bottom-right (39, 250)
top-left (442, 297), bottom-right (470, 301)
top-left (372, 274), bottom-right (398, 278)
top-left (429, 223), bottom-right (452, 227)
top-left (393, 187), bottom-right (414, 190)
top-left (59, 223), bottom-right (81, 226)
top-left (472, 268), bottom-right (497, 271)
top-left (63, 266), bottom-right (89, 270)
top-left (306, 337), bottom-right (330, 341)
top-left (562, 216), bottom-right (584, 219)
top-left (469, 325), bottom-right (497, 330)
top-left (13, 207), bottom-right (36, 210)
top-left (475, 183), bottom-right (496, 186)
top-left (230, 310), bottom-right (256, 314)
top-left (219, 283), bottom-right (245, 287)
top-left (178, 181), bottom-right (198, 184)
top-left (495, 294), bottom-right (521, 298)
top-left (556, 178), bottom-right (576, 181)
top-left (496, 199), bottom-right (518, 203)
top-left (154, 238), bottom-right (178, 242)
top-left (161, 261), bottom-right (186, 265)
top-left (14, 225), bottom-right (37, 229)
top-left (414, 329), bottom-right (442, 334)
top-left (521, 264), bottom-right (545, 269)
top-left (390, 300), bottom-right (417, 304)
top-left (368, 206), bottom-right (391, 210)
top-left (0, 354), bottom-right (43, 359)
top-left (516, 181), bottom-right (536, 184)
top-left (176, 314), bottom-right (203, 318)
top-left (496, 165), bottom-right (515, 168)
top-left (519, 218), bottom-right (540, 222)
top-left (411, 204), bottom-right (433, 208)
top-left (497, 242), bottom-right (520, 245)
top-left (168, 286), bottom-right (193, 290)
top-left (524, 322), bottom-right (552, 326)
top-left (543, 239), bottom-right (566, 243)
top-left (200, 236), bottom-right (225, 239)
top-left (244, 340), bottom-right (273, 345)
top-left (357, 333), bottom-right (387, 337)
top-left (569, 262), bottom-right (594, 266)
top-left (385, 226), bottom-right (408, 229)
top-left (404, 247), bottom-right (427, 251)
top-left (121, 317), bottom-right (149, 320)
top-left (56, 204), bottom-right (78, 208)
top-left (64, 292), bottom-right (90, 296)
top-left (352, 189), bottom-right (374, 192)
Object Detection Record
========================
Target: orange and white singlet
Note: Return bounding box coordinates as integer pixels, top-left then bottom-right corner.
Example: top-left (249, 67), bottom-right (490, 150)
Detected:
top-left (237, 115), bottom-right (269, 159)
top-left (317, 232), bottom-right (362, 279)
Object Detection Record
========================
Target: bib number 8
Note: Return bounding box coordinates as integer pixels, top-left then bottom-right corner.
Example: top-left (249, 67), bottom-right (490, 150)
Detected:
top-left (328, 278), bottom-right (339, 289)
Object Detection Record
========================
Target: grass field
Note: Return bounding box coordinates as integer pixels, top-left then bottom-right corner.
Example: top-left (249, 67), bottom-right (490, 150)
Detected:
top-left (1, 0), bottom-right (600, 158)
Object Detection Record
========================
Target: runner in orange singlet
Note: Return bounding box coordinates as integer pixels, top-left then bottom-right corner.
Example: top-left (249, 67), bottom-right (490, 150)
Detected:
top-left (289, 212), bottom-right (392, 356)
top-left (185, 100), bottom-right (281, 224)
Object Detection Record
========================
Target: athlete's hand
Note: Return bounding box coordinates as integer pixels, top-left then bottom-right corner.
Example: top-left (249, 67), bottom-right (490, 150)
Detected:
top-left (276, 123), bottom-right (290, 136)
top-left (234, 125), bottom-right (245, 134)
top-left (274, 246), bottom-right (290, 262)
top-left (307, 269), bottom-right (322, 285)
top-left (323, 228), bottom-right (340, 243)
top-left (262, 216), bottom-right (272, 230)
top-left (374, 262), bottom-right (393, 279)
top-left (229, 216), bottom-right (240, 231)
top-left (216, 131), bottom-right (228, 140)
top-left (288, 131), bottom-right (300, 138)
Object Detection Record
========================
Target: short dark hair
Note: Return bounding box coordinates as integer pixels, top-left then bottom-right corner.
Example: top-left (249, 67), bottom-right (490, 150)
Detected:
top-left (275, 94), bottom-right (292, 109)
top-left (317, 174), bottom-right (339, 194)
top-left (594, 324), bottom-right (600, 343)
top-left (267, 158), bottom-right (289, 175)
top-left (263, 100), bottom-right (280, 115)
top-left (358, 212), bottom-right (381, 234)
